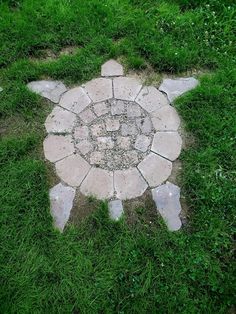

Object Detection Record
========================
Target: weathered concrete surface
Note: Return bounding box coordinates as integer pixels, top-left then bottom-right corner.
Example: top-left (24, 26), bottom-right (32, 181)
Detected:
top-left (101, 60), bottom-right (124, 77)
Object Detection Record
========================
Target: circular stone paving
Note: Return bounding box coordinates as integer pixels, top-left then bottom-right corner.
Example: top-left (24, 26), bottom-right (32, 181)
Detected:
top-left (43, 60), bottom-right (183, 200)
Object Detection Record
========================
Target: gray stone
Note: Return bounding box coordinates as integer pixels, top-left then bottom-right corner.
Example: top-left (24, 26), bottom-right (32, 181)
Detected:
top-left (90, 151), bottom-right (104, 165)
top-left (159, 77), bottom-right (199, 103)
top-left (79, 108), bottom-right (96, 124)
top-left (50, 183), bottom-right (76, 232)
top-left (136, 116), bottom-right (152, 134)
top-left (105, 118), bottom-right (120, 131)
top-left (117, 136), bottom-right (131, 150)
top-left (27, 80), bottom-right (67, 103)
top-left (83, 78), bottom-right (113, 103)
top-left (121, 123), bottom-right (138, 136)
top-left (138, 152), bottom-right (172, 187)
top-left (91, 122), bottom-right (106, 137)
top-left (136, 86), bottom-right (169, 113)
top-left (45, 106), bottom-right (76, 133)
top-left (76, 140), bottom-right (93, 155)
top-left (124, 151), bottom-right (139, 165)
top-left (151, 132), bottom-right (182, 161)
top-left (55, 154), bottom-right (91, 187)
top-left (114, 168), bottom-right (148, 200)
top-left (80, 168), bottom-right (114, 199)
top-left (97, 137), bottom-right (114, 150)
top-left (152, 182), bottom-right (182, 231)
top-left (101, 59), bottom-right (124, 77)
top-left (113, 77), bottom-right (142, 101)
top-left (127, 104), bottom-right (141, 117)
top-left (108, 200), bottom-right (124, 221)
top-left (135, 135), bottom-right (151, 152)
top-left (151, 105), bottom-right (180, 131)
top-left (111, 100), bottom-right (126, 115)
top-left (93, 102), bottom-right (109, 117)
top-left (43, 135), bottom-right (74, 162)
top-left (59, 86), bottom-right (91, 114)
top-left (74, 126), bottom-right (89, 140)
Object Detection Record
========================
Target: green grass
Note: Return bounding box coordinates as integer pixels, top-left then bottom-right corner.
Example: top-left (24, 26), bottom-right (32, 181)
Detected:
top-left (0, 0), bottom-right (236, 313)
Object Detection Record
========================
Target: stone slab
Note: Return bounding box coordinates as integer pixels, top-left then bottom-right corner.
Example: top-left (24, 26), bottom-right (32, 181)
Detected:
top-left (108, 199), bottom-right (124, 221)
top-left (121, 123), bottom-right (138, 136)
top-left (105, 118), bottom-right (120, 131)
top-left (152, 182), bottom-right (182, 231)
top-left (79, 108), bottom-right (96, 124)
top-left (114, 168), bottom-right (148, 200)
top-left (83, 78), bottom-right (113, 103)
top-left (116, 136), bottom-right (131, 150)
top-left (159, 77), bottom-right (199, 103)
top-left (138, 152), bottom-right (172, 187)
top-left (91, 122), bottom-right (106, 137)
top-left (43, 135), bottom-right (74, 162)
top-left (113, 77), bottom-right (142, 101)
top-left (90, 151), bottom-right (104, 166)
top-left (74, 126), bottom-right (89, 140)
top-left (111, 100), bottom-right (126, 115)
top-left (93, 102), bottom-right (109, 117)
top-left (76, 140), bottom-right (93, 155)
top-left (151, 105), bottom-right (180, 131)
top-left (151, 132), bottom-right (182, 161)
top-left (80, 168), bottom-right (114, 199)
top-left (55, 154), bottom-right (91, 187)
top-left (101, 59), bottom-right (124, 77)
top-left (127, 104), bottom-right (141, 117)
top-left (135, 135), bottom-right (151, 152)
top-left (27, 80), bottom-right (67, 103)
top-left (50, 183), bottom-right (76, 232)
top-left (45, 106), bottom-right (76, 133)
top-left (97, 137), bottom-right (114, 150)
top-left (59, 86), bottom-right (91, 114)
top-left (136, 86), bottom-right (169, 113)
top-left (136, 116), bottom-right (152, 134)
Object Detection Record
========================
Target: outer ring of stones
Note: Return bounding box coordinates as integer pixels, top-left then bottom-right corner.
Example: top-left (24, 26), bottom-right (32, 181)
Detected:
top-left (43, 61), bottom-right (182, 200)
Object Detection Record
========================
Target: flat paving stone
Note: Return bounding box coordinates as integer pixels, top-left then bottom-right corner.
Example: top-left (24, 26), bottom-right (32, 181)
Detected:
top-left (105, 118), bottom-right (120, 131)
top-left (43, 135), bottom-right (74, 162)
top-left (45, 106), bottom-right (76, 133)
top-left (138, 152), bottom-right (172, 187)
top-left (117, 136), bottom-right (131, 150)
top-left (151, 132), bottom-right (182, 161)
top-left (55, 154), bottom-right (91, 187)
top-left (121, 123), bottom-right (138, 136)
top-left (111, 100), bottom-right (126, 115)
top-left (74, 126), bottom-right (89, 140)
top-left (113, 77), bottom-right (142, 101)
top-left (127, 104), bottom-right (141, 117)
top-left (152, 182), bottom-right (182, 231)
top-left (80, 168), bottom-right (114, 199)
top-left (151, 105), bottom-right (180, 131)
top-left (159, 77), bottom-right (199, 103)
top-left (101, 59), bottom-right (124, 77)
top-left (79, 108), bottom-right (96, 124)
top-left (83, 78), bottom-right (113, 103)
top-left (114, 168), bottom-right (148, 200)
top-left (59, 86), bottom-right (91, 114)
top-left (50, 183), bottom-right (75, 232)
top-left (93, 102), bottom-right (109, 117)
top-left (108, 199), bottom-right (124, 221)
top-left (136, 86), bottom-right (169, 113)
top-left (27, 80), bottom-right (67, 103)
top-left (135, 135), bottom-right (151, 152)
top-left (136, 116), bottom-right (152, 134)
top-left (90, 151), bottom-right (104, 165)
top-left (76, 140), bottom-right (93, 155)
top-left (91, 122), bottom-right (106, 137)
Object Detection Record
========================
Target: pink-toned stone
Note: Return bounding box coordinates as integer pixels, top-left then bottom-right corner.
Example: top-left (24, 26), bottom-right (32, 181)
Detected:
top-left (111, 100), bottom-right (126, 115)
top-left (74, 126), bottom-right (89, 140)
top-left (138, 152), bottom-right (172, 187)
top-left (113, 77), bottom-right (142, 101)
top-left (101, 59), bottom-right (124, 77)
top-left (117, 136), bottom-right (131, 150)
top-left (93, 102), bottom-right (109, 117)
top-left (151, 105), bottom-right (180, 131)
top-left (105, 118), bottom-right (120, 131)
top-left (79, 108), bottom-right (96, 124)
top-left (83, 78), bottom-right (113, 102)
top-left (151, 132), bottom-right (182, 161)
top-left (97, 137), bottom-right (114, 150)
top-left (136, 86), bottom-right (169, 113)
top-left (59, 86), bottom-right (91, 114)
top-left (55, 154), bottom-right (91, 187)
top-left (90, 151), bottom-right (104, 165)
top-left (91, 122), bottom-right (106, 137)
top-left (45, 106), bottom-right (76, 133)
top-left (76, 140), bottom-right (93, 155)
top-left (127, 104), bottom-right (142, 117)
top-left (135, 135), bottom-right (151, 152)
top-left (114, 168), bottom-right (148, 200)
top-left (80, 168), bottom-right (114, 199)
top-left (43, 135), bottom-right (74, 162)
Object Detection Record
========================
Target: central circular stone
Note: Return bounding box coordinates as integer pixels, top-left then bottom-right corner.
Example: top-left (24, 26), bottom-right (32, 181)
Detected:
top-left (73, 99), bottom-right (154, 171)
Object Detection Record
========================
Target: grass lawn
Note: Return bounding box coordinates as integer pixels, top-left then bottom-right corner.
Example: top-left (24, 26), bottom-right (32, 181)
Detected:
top-left (0, 0), bottom-right (235, 313)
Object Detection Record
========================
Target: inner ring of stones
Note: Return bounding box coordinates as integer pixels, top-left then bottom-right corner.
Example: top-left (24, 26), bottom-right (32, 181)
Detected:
top-left (73, 98), bottom-right (154, 171)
